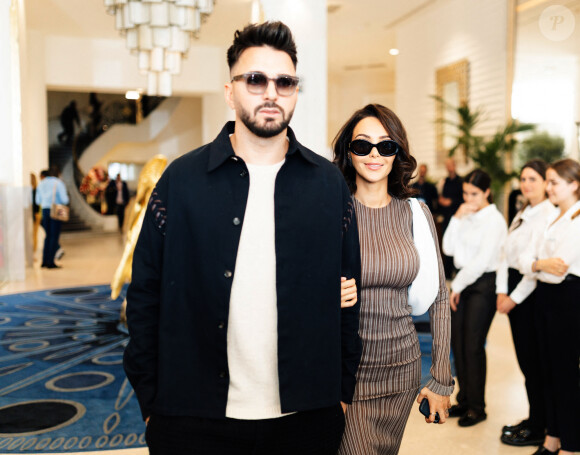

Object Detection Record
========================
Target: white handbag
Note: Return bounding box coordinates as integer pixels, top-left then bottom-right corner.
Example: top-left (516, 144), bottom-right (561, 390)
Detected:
top-left (407, 198), bottom-right (439, 315)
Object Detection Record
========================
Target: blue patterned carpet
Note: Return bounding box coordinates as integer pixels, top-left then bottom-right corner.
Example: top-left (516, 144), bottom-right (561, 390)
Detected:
top-left (0, 285), bottom-right (145, 453)
top-left (0, 286), bottom-right (444, 453)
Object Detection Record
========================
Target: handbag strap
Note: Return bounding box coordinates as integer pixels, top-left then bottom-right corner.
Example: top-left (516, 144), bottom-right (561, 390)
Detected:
top-left (51, 180), bottom-right (57, 205)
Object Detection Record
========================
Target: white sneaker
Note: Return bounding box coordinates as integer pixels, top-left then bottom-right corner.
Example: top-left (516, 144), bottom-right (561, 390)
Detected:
top-left (55, 248), bottom-right (65, 260)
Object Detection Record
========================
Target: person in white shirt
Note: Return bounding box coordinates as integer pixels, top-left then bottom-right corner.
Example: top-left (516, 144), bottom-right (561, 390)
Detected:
top-left (525, 159), bottom-right (580, 455)
top-left (442, 169), bottom-right (508, 427)
top-left (496, 160), bottom-right (555, 447)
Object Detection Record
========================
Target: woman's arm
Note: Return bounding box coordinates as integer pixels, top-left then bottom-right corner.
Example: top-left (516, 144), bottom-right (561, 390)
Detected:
top-left (419, 204), bottom-right (454, 422)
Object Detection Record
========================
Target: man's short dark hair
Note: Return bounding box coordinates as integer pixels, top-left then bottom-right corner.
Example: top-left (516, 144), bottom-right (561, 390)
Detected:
top-left (227, 21), bottom-right (297, 70)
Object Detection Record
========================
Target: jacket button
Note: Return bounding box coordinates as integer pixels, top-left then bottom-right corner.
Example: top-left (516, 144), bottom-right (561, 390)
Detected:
top-left (232, 217), bottom-right (241, 225)
top-left (224, 270), bottom-right (232, 278)
top-left (218, 322), bottom-right (225, 329)
top-left (219, 371), bottom-right (227, 378)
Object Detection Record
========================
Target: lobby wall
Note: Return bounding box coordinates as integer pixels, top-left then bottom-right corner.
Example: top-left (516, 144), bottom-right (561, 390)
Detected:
top-left (395, 0), bottom-right (510, 178)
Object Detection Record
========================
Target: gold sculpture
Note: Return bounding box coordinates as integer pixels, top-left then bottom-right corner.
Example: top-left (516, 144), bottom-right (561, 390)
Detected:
top-left (111, 154), bottom-right (168, 324)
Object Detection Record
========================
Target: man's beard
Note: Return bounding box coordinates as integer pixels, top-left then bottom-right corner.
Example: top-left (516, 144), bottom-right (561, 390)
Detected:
top-left (238, 102), bottom-right (294, 138)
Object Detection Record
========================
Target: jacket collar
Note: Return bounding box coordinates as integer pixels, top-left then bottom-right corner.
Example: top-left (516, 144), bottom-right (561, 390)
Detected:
top-left (207, 121), bottom-right (318, 172)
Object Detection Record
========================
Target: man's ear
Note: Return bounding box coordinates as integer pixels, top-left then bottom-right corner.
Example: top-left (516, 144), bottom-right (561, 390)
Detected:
top-left (224, 83), bottom-right (235, 110)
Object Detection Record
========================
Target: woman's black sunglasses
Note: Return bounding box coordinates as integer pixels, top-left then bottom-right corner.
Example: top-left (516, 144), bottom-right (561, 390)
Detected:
top-left (231, 72), bottom-right (300, 96)
top-left (349, 139), bottom-right (401, 157)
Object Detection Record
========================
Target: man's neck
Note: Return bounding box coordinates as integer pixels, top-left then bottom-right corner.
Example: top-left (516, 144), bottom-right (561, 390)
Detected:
top-left (230, 122), bottom-right (288, 165)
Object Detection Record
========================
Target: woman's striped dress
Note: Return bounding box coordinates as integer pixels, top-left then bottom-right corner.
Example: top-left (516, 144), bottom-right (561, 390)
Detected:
top-left (339, 197), bottom-right (454, 455)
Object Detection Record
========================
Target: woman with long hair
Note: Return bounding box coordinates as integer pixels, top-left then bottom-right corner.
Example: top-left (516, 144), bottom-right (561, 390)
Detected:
top-left (442, 169), bottom-right (508, 426)
top-left (334, 104), bottom-right (453, 455)
top-left (497, 159), bottom-right (554, 446)
top-left (525, 158), bottom-right (580, 455)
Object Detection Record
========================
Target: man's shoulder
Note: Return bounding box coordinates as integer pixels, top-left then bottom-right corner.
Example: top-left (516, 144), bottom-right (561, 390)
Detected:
top-left (164, 144), bottom-right (211, 176)
top-left (296, 144), bottom-right (342, 177)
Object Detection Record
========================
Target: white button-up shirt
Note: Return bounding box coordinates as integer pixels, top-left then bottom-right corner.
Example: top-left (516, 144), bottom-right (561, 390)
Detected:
top-left (496, 199), bottom-right (556, 303)
top-left (442, 203), bottom-right (508, 294)
top-left (531, 200), bottom-right (580, 284)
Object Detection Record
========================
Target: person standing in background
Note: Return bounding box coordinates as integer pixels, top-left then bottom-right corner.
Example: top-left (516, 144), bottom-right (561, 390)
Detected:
top-left (439, 158), bottom-right (463, 278)
top-left (443, 169), bottom-right (507, 427)
top-left (412, 163), bottom-right (438, 213)
top-left (523, 159), bottom-right (580, 455)
top-left (57, 101), bottom-right (81, 145)
top-left (35, 165), bottom-right (69, 269)
top-left (496, 160), bottom-right (554, 447)
top-left (108, 174), bottom-right (129, 231)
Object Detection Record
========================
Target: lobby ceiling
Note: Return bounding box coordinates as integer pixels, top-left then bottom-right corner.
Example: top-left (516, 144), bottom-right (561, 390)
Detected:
top-left (24, 0), bottom-right (435, 76)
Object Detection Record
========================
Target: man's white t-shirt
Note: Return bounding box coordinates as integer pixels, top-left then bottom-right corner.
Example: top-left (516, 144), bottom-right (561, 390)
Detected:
top-left (226, 159), bottom-right (288, 420)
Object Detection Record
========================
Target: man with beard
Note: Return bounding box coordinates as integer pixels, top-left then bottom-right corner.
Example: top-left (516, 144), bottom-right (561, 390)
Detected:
top-left (124, 21), bottom-right (362, 455)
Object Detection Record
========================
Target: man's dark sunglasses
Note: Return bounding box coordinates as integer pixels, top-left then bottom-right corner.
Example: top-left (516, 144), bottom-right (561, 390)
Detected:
top-left (349, 139), bottom-right (401, 157)
top-left (231, 72), bottom-right (300, 96)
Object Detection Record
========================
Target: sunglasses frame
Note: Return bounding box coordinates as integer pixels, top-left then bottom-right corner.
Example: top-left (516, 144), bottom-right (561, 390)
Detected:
top-left (231, 72), bottom-right (300, 97)
top-left (348, 139), bottom-right (401, 157)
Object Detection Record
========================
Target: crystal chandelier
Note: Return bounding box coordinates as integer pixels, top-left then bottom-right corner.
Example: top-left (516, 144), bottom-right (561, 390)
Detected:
top-left (104, 0), bottom-right (215, 96)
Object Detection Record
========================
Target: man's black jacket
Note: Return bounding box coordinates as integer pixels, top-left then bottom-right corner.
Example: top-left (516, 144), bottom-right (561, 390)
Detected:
top-left (124, 122), bottom-right (362, 420)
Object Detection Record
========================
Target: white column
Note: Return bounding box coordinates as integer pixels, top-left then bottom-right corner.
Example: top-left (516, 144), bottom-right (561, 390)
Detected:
top-left (0, 0), bottom-right (26, 282)
top-left (260, 0), bottom-right (329, 159)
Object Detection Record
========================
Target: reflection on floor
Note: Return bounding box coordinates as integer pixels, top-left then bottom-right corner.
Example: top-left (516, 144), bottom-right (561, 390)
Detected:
top-left (1, 233), bottom-right (533, 455)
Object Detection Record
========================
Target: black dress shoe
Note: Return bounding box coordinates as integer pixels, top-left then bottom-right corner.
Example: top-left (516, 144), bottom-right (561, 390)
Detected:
top-left (46, 264), bottom-right (62, 269)
top-left (458, 410), bottom-right (487, 427)
top-left (501, 427), bottom-right (545, 446)
top-left (502, 419), bottom-right (529, 434)
top-left (531, 446), bottom-right (558, 455)
top-left (448, 404), bottom-right (468, 418)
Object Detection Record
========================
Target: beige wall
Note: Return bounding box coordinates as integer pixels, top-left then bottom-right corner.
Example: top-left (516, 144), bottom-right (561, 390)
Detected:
top-left (328, 69), bottom-right (395, 150)
top-left (395, 0), bottom-right (509, 180)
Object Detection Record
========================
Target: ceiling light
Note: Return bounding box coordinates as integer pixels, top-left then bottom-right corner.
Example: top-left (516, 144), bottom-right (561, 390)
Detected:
top-left (389, 48), bottom-right (400, 56)
top-left (104, 0), bottom-right (215, 97)
top-left (125, 90), bottom-right (141, 100)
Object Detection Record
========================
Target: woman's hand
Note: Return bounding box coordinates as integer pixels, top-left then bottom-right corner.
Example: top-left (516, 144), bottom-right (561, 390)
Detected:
top-left (535, 258), bottom-right (569, 277)
top-left (497, 293), bottom-right (517, 314)
top-left (453, 203), bottom-right (478, 219)
top-left (341, 277), bottom-right (357, 308)
top-left (449, 291), bottom-right (460, 312)
top-left (417, 387), bottom-right (451, 424)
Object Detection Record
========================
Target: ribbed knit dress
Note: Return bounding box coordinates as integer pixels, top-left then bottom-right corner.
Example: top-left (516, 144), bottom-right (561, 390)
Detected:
top-left (339, 197), bottom-right (454, 455)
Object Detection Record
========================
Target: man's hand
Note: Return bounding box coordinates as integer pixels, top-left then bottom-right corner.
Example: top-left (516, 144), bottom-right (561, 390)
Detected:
top-left (341, 277), bottom-right (357, 308)
top-left (439, 196), bottom-right (452, 207)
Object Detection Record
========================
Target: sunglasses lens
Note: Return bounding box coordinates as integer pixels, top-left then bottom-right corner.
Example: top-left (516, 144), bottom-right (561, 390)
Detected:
top-left (350, 140), bottom-right (400, 156)
top-left (276, 76), bottom-right (298, 95)
top-left (350, 140), bottom-right (372, 156)
top-left (245, 73), bottom-right (268, 93)
top-left (377, 141), bottom-right (399, 156)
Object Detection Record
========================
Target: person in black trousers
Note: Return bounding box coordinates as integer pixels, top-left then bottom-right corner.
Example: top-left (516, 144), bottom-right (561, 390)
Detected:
top-left (496, 160), bottom-right (555, 446)
top-left (439, 158), bottom-right (463, 278)
top-left (442, 169), bottom-right (508, 427)
top-left (526, 159), bottom-right (580, 455)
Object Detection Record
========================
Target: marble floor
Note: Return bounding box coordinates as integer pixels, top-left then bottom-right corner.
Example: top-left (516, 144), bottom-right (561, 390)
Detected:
top-left (0, 232), bottom-right (550, 455)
